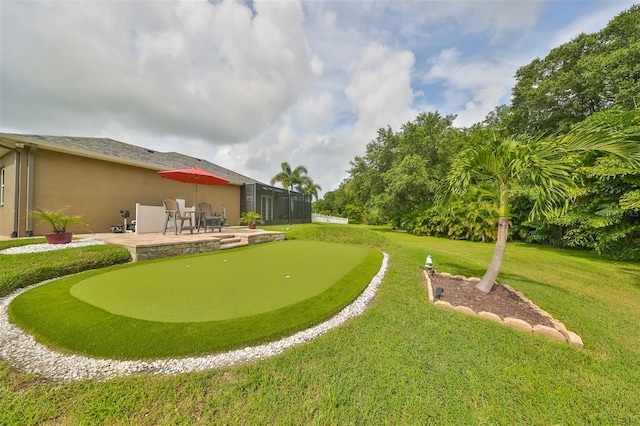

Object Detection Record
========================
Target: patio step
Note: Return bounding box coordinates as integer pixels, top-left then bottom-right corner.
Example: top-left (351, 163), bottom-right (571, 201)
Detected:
top-left (219, 237), bottom-right (246, 250)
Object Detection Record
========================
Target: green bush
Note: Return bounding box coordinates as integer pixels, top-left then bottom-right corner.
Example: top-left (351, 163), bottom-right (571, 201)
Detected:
top-left (0, 241), bottom-right (131, 296)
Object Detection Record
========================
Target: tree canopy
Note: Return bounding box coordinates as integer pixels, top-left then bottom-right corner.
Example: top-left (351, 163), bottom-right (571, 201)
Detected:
top-left (270, 162), bottom-right (322, 201)
top-left (447, 109), bottom-right (640, 292)
top-left (315, 4), bottom-right (640, 260)
top-left (510, 4), bottom-right (639, 134)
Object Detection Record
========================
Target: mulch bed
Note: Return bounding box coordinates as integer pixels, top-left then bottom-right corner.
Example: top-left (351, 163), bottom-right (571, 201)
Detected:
top-left (429, 273), bottom-right (554, 327)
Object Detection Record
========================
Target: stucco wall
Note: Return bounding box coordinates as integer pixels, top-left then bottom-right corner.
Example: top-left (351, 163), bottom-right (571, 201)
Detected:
top-left (23, 150), bottom-right (242, 236)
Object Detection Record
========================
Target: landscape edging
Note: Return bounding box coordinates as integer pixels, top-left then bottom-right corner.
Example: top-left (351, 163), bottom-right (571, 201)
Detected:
top-left (424, 270), bottom-right (584, 348)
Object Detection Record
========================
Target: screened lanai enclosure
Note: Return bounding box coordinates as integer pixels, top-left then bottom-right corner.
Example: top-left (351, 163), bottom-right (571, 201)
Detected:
top-left (241, 183), bottom-right (312, 225)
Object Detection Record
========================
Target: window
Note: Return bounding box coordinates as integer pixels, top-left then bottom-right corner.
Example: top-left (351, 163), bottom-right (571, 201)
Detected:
top-left (261, 195), bottom-right (273, 221)
top-left (0, 168), bottom-right (5, 206)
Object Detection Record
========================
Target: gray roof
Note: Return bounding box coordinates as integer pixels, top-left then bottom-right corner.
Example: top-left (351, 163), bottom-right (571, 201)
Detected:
top-left (0, 133), bottom-right (259, 185)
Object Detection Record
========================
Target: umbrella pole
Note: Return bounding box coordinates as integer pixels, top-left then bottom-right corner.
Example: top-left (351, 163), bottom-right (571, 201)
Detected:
top-left (195, 184), bottom-right (198, 229)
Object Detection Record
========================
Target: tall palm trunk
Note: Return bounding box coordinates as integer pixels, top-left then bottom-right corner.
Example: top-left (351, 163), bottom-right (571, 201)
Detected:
top-left (476, 216), bottom-right (509, 293)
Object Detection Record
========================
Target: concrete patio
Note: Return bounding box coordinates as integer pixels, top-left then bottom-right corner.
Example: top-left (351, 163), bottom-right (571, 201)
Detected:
top-left (80, 228), bottom-right (285, 261)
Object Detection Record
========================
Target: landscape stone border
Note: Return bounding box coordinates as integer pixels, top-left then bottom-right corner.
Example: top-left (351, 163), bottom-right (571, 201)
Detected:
top-left (424, 271), bottom-right (583, 348)
top-left (0, 253), bottom-right (389, 382)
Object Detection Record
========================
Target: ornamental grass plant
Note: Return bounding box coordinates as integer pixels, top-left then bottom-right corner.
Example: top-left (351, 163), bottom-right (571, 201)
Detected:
top-left (27, 207), bottom-right (91, 234)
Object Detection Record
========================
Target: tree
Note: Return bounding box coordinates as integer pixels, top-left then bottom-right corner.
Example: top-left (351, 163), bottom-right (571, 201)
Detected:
top-left (403, 185), bottom-right (499, 242)
top-left (314, 179), bottom-right (363, 220)
top-left (377, 113), bottom-right (465, 223)
top-left (544, 109), bottom-right (640, 259)
top-left (446, 110), bottom-right (640, 293)
top-left (270, 162), bottom-right (309, 191)
top-left (510, 4), bottom-right (640, 134)
top-left (336, 112), bottom-right (464, 225)
top-left (298, 176), bottom-right (322, 201)
top-left (270, 162), bottom-right (321, 222)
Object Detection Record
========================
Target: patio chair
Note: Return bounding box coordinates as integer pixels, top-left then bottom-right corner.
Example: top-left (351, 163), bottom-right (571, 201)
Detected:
top-left (197, 202), bottom-right (222, 233)
top-left (162, 199), bottom-right (194, 235)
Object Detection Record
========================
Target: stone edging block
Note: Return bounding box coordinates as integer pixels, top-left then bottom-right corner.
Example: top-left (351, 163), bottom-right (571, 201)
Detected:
top-left (423, 270), bottom-right (584, 348)
top-left (504, 317), bottom-right (533, 332)
top-left (478, 311), bottom-right (502, 323)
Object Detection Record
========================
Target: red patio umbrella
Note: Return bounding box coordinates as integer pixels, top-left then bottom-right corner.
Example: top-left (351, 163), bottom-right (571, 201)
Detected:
top-left (158, 167), bottom-right (229, 206)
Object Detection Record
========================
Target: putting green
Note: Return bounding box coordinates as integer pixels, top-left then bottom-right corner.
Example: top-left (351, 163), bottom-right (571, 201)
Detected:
top-left (69, 240), bottom-right (369, 322)
top-left (10, 240), bottom-right (382, 359)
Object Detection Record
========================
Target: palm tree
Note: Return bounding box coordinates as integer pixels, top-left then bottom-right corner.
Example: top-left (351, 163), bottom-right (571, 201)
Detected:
top-left (298, 176), bottom-right (322, 201)
top-left (298, 176), bottom-right (322, 221)
top-left (271, 162), bottom-right (315, 223)
top-left (447, 110), bottom-right (640, 293)
top-left (270, 162), bottom-right (309, 191)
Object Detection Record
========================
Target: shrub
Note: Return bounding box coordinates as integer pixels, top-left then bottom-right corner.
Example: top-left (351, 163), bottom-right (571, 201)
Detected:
top-left (0, 242), bottom-right (131, 296)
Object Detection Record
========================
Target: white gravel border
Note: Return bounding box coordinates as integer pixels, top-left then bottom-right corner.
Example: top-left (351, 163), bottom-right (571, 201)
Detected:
top-left (0, 252), bottom-right (389, 382)
top-left (0, 239), bottom-right (106, 255)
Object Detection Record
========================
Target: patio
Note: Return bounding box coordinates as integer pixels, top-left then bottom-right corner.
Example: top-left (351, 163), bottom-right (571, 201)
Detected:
top-left (84, 228), bottom-right (285, 261)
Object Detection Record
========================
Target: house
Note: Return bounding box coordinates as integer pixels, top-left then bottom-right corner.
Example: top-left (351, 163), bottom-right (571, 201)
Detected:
top-left (0, 133), bottom-right (311, 238)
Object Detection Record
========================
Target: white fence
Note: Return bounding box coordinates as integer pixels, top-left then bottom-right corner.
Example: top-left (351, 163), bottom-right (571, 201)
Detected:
top-left (311, 213), bottom-right (349, 224)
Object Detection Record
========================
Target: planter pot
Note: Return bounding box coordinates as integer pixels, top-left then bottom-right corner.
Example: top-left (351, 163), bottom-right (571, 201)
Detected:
top-left (248, 223), bottom-right (256, 230)
top-left (45, 232), bottom-right (73, 244)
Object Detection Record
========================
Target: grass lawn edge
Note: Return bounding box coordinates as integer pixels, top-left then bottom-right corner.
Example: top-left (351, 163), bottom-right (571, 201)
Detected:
top-left (6, 244), bottom-right (385, 361)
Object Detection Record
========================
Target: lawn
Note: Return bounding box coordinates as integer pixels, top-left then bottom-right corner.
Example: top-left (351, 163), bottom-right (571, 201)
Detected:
top-left (1, 224), bottom-right (640, 424)
top-left (8, 240), bottom-right (381, 359)
top-left (68, 240), bottom-right (370, 322)
top-left (0, 238), bottom-right (131, 297)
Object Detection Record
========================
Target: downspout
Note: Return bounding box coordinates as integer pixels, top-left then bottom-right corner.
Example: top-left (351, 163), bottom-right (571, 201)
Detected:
top-left (12, 149), bottom-right (21, 237)
top-left (25, 144), bottom-right (37, 237)
top-left (0, 142), bottom-right (21, 238)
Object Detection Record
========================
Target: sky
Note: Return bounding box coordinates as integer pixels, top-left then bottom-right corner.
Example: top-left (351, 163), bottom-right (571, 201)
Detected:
top-left (1, 0), bottom-right (636, 197)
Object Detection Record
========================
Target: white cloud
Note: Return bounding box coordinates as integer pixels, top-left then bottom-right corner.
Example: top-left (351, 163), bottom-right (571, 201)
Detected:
top-left (450, 0), bottom-right (543, 36)
top-left (424, 48), bottom-right (522, 126)
top-left (455, 84), bottom-right (508, 126)
top-left (296, 92), bottom-right (335, 131)
top-left (1, 0), bottom-right (320, 144)
top-left (314, 7), bottom-right (337, 30)
top-left (345, 43), bottom-right (417, 146)
top-left (1, 0), bottom-right (633, 198)
top-left (548, 1), bottom-right (636, 48)
top-left (304, 0), bottom-right (543, 49)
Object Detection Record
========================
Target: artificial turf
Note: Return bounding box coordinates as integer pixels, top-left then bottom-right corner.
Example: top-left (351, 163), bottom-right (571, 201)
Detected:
top-left (69, 240), bottom-right (369, 322)
top-left (8, 240), bottom-right (383, 360)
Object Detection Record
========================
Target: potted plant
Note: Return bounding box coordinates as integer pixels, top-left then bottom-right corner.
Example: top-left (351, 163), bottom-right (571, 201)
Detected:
top-left (28, 207), bottom-right (91, 244)
top-left (239, 211), bottom-right (264, 230)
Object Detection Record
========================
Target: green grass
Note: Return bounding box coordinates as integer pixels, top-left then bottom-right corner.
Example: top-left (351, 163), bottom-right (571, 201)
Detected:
top-left (0, 239), bottom-right (131, 297)
top-left (8, 241), bottom-right (382, 359)
top-left (69, 241), bottom-right (370, 322)
top-left (2, 224), bottom-right (640, 424)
